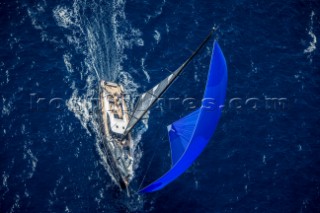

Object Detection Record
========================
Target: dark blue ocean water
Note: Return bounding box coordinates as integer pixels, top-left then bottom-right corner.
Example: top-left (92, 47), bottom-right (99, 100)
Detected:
top-left (1, 0), bottom-right (320, 212)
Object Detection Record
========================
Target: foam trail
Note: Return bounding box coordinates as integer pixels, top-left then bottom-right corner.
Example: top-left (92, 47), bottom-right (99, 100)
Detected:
top-left (304, 11), bottom-right (317, 59)
top-left (52, 0), bottom-right (149, 194)
top-left (141, 58), bottom-right (150, 83)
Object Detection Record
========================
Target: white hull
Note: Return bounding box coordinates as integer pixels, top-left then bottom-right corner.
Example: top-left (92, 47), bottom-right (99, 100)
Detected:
top-left (99, 80), bottom-right (133, 189)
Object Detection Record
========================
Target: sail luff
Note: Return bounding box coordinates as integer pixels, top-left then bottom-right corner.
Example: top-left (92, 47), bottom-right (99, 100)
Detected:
top-left (123, 29), bottom-right (215, 136)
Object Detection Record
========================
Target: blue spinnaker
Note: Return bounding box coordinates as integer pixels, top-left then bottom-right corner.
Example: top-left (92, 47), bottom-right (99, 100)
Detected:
top-left (140, 42), bottom-right (228, 193)
top-left (168, 109), bottom-right (200, 166)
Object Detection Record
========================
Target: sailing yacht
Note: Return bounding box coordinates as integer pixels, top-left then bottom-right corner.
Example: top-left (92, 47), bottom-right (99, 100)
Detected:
top-left (99, 28), bottom-right (227, 193)
top-left (99, 80), bottom-right (133, 189)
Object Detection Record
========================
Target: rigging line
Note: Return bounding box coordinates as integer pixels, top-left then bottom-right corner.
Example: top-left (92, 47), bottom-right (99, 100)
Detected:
top-left (137, 135), bottom-right (165, 192)
top-left (137, 149), bottom-right (157, 192)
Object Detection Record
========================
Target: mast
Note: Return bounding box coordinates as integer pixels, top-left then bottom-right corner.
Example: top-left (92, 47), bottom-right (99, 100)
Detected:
top-left (123, 28), bottom-right (215, 137)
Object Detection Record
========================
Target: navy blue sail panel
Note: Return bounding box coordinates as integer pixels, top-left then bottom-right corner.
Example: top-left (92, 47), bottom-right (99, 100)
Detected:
top-left (168, 109), bottom-right (200, 166)
top-left (139, 42), bottom-right (227, 193)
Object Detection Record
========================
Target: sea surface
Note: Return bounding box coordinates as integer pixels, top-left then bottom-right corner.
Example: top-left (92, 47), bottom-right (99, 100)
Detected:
top-left (1, 0), bottom-right (320, 212)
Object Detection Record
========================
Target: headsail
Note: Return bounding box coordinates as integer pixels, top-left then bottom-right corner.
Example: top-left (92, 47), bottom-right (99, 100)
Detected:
top-left (123, 29), bottom-right (215, 137)
top-left (139, 41), bottom-right (228, 193)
